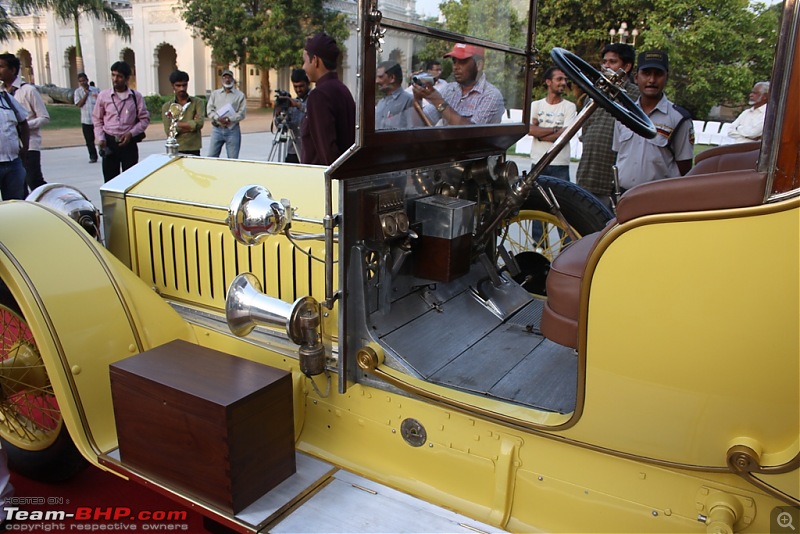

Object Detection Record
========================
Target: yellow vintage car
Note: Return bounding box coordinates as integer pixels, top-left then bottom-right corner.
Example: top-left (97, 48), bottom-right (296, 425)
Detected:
top-left (0, 0), bottom-right (796, 531)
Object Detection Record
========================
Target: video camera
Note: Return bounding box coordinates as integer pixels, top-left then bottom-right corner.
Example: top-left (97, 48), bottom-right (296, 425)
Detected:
top-left (275, 89), bottom-right (293, 111)
top-left (273, 89), bottom-right (293, 126)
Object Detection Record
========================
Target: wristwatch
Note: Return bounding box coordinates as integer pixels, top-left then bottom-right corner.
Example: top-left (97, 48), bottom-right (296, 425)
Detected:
top-left (436, 101), bottom-right (448, 113)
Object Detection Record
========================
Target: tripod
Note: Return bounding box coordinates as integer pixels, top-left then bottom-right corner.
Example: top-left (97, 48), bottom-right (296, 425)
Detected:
top-left (268, 111), bottom-right (300, 162)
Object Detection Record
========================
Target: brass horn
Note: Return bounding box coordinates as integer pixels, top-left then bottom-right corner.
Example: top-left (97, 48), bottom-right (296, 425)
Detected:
top-left (227, 185), bottom-right (291, 246)
top-left (226, 273), bottom-right (326, 376)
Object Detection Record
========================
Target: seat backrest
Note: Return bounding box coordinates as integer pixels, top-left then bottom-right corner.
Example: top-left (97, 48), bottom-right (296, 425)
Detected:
top-left (689, 141), bottom-right (760, 175)
top-left (615, 169), bottom-right (767, 223)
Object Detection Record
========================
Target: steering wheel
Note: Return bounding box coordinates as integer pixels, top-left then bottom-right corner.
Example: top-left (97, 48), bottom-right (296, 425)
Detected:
top-left (551, 48), bottom-right (656, 139)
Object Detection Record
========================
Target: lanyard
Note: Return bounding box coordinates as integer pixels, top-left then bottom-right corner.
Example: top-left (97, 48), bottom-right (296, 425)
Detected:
top-left (111, 91), bottom-right (135, 123)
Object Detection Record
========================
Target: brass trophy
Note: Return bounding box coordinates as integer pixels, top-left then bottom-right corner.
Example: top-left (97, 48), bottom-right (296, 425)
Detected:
top-left (164, 102), bottom-right (184, 156)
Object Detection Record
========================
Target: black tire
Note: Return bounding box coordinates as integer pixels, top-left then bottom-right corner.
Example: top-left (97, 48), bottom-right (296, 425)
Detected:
top-left (501, 175), bottom-right (612, 296)
top-left (0, 281), bottom-right (87, 482)
top-left (3, 426), bottom-right (86, 482)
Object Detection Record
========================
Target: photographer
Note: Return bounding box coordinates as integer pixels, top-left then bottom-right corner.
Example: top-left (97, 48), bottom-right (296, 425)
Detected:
top-left (276, 69), bottom-right (310, 163)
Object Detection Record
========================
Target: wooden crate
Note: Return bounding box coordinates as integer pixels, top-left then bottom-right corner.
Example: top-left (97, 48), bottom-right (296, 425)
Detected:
top-left (109, 340), bottom-right (295, 514)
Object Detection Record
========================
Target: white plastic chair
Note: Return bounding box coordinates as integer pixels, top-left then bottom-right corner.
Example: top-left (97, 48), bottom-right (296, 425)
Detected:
top-left (515, 135), bottom-right (533, 155)
top-left (711, 122), bottom-right (733, 145)
top-left (692, 120), bottom-right (705, 140)
top-left (700, 121), bottom-right (721, 145)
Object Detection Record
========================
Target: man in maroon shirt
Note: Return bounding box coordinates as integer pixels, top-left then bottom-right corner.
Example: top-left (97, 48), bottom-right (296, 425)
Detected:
top-left (300, 33), bottom-right (356, 165)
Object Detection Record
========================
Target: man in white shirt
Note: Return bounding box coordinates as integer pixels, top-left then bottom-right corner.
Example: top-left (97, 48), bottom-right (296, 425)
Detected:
top-left (529, 67), bottom-right (577, 181)
top-left (206, 69), bottom-right (247, 159)
top-left (0, 64), bottom-right (29, 200)
top-left (74, 72), bottom-right (100, 163)
top-left (727, 82), bottom-right (769, 143)
top-left (0, 53), bottom-right (49, 193)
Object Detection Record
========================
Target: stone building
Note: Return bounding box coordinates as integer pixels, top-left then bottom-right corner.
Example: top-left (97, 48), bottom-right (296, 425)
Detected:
top-left (0, 0), bottom-right (371, 100)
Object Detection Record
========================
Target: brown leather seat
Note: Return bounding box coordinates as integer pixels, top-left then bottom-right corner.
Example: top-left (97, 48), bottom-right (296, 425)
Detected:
top-left (541, 230), bottom-right (605, 349)
top-left (540, 142), bottom-right (766, 349)
top-left (689, 141), bottom-right (760, 175)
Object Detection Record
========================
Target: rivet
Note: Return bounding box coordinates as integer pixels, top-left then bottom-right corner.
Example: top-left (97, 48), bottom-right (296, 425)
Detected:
top-left (538, 476), bottom-right (543, 481)
top-left (428, 443), bottom-right (433, 447)
top-left (71, 365), bottom-right (81, 375)
top-left (652, 511), bottom-right (658, 517)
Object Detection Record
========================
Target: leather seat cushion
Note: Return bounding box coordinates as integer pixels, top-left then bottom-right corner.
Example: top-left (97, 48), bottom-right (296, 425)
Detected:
top-left (540, 230), bottom-right (605, 349)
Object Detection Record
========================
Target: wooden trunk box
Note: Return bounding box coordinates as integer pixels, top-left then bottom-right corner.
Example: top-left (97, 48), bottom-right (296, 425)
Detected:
top-left (109, 340), bottom-right (295, 514)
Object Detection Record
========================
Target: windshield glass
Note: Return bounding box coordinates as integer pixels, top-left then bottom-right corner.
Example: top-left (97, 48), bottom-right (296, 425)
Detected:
top-left (366, 0), bottom-right (531, 135)
top-left (373, 30), bottom-right (527, 131)
top-left (404, 0), bottom-right (529, 48)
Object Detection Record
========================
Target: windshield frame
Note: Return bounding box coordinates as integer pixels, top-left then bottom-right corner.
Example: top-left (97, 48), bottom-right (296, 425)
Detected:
top-left (329, 0), bottom-right (537, 180)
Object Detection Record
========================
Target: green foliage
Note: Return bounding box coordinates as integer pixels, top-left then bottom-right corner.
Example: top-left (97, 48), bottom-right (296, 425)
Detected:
top-left (535, 0), bottom-right (780, 118)
top-left (0, 5), bottom-right (23, 42)
top-left (42, 104), bottom-right (80, 129)
top-left (177, 0), bottom-right (349, 74)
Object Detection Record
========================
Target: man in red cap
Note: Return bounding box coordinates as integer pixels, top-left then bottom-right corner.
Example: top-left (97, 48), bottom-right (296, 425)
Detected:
top-left (300, 32), bottom-right (356, 165)
top-left (411, 43), bottom-right (504, 126)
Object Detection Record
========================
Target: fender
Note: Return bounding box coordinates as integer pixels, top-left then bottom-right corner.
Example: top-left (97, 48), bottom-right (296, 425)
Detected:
top-left (0, 201), bottom-right (196, 469)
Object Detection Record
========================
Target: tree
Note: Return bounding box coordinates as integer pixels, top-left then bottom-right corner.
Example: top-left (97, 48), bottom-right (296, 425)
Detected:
top-left (12, 0), bottom-right (130, 74)
top-left (178, 0), bottom-right (349, 107)
top-left (534, 0), bottom-right (780, 118)
top-left (0, 5), bottom-right (23, 43)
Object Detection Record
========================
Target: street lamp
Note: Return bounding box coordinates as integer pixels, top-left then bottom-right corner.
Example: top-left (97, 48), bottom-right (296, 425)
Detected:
top-left (610, 22), bottom-right (639, 45)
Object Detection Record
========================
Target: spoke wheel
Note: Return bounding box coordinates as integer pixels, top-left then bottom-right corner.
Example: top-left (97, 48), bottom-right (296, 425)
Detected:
top-left (504, 210), bottom-right (575, 297)
top-left (498, 175), bottom-right (614, 298)
top-left (0, 285), bottom-right (86, 481)
top-left (0, 304), bottom-right (60, 451)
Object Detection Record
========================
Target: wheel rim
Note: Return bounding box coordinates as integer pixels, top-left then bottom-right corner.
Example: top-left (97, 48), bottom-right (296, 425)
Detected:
top-left (0, 304), bottom-right (61, 451)
top-left (501, 209), bottom-right (579, 297)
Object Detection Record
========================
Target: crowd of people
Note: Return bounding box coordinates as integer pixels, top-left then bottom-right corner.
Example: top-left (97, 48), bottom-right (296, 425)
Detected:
top-left (0, 35), bottom-right (770, 203)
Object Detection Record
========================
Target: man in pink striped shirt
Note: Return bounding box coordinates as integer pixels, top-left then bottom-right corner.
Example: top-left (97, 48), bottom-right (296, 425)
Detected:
top-left (92, 61), bottom-right (150, 182)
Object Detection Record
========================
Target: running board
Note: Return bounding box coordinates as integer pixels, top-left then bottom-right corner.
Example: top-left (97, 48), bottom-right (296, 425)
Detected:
top-left (99, 451), bottom-right (505, 533)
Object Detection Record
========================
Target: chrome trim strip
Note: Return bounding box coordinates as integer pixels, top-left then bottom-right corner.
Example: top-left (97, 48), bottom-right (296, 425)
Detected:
top-left (168, 301), bottom-right (340, 363)
top-left (99, 154), bottom-right (174, 196)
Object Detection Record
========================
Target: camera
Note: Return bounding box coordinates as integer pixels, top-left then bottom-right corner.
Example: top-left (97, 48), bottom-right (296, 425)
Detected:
top-left (412, 74), bottom-right (435, 87)
top-left (274, 89), bottom-right (293, 110)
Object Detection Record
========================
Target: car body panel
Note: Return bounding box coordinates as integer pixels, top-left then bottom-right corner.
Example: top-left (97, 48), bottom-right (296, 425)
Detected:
top-left (0, 202), bottom-right (196, 461)
top-left (0, 0), bottom-right (796, 531)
